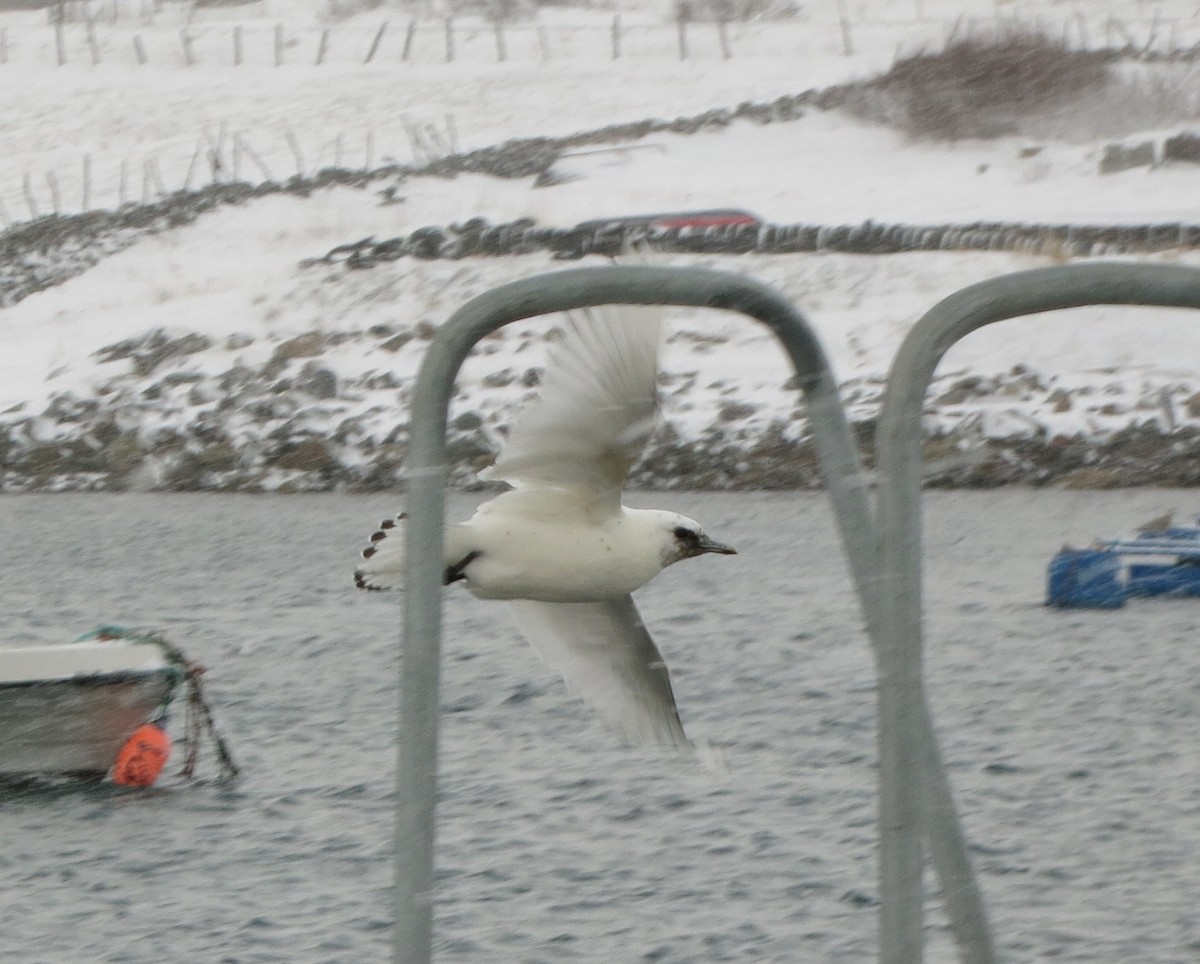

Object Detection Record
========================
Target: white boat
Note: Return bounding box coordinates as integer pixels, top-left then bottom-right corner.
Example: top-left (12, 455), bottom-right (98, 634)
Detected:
top-left (0, 628), bottom-right (185, 778)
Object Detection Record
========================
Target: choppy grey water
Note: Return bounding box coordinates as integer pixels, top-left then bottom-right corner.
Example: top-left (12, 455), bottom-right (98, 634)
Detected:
top-left (0, 491), bottom-right (1197, 963)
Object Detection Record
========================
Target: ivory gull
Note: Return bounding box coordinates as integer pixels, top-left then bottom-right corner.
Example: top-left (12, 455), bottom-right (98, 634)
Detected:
top-left (354, 303), bottom-right (735, 750)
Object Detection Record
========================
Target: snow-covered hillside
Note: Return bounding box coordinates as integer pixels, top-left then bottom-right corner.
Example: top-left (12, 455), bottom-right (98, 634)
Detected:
top-left (1, 0), bottom-right (1199, 491)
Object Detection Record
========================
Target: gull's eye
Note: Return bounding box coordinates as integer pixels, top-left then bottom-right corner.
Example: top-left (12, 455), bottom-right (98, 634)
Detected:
top-left (673, 526), bottom-right (698, 547)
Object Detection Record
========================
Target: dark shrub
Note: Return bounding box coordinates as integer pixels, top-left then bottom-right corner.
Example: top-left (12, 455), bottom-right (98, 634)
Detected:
top-left (848, 30), bottom-right (1112, 140)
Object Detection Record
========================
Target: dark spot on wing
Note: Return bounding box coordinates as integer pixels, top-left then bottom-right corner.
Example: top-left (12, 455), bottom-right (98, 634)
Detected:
top-left (354, 570), bottom-right (382, 591)
top-left (445, 550), bottom-right (481, 585)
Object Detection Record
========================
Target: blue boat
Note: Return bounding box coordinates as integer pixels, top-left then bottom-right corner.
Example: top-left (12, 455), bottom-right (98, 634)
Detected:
top-left (1047, 514), bottom-right (1200, 608)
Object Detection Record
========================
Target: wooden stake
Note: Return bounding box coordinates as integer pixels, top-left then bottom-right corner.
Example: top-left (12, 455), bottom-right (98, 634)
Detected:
top-left (234, 134), bottom-right (273, 181)
top-left (611, 14), bottom-right (620, 59)
top-left (46, 171), bottom-right (61, 215)
top-left (184, 137), bottom-right (204, 190)
top-left (132, 33), bottom-right (147, 65)
top-left (23, 173), bottom-right (39, 219)
top-left (86, 15), bottom-right (101, 64)
top-left (365, 21), bottom-right (387, 63)
top-left (493, 18), bottom-right (506, 62)
top-left (402, 19), bottom-right (417, 61)
top-left (838, 1), bottom-right (854, 56)
top-left (444, 17), bottom-right (454, 62)
top-left (315, 27), bottom-right (328, 65)
top-left (285, 127), bottom-right (306, 177)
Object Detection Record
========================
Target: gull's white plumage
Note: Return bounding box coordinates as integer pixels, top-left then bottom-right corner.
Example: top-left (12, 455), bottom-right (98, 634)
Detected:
top-left (355, 303), bottom-right (735, 751)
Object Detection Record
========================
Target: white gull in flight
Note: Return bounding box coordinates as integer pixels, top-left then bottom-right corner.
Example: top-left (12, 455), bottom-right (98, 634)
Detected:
top-left (354, 303), bottom-right (735, 750)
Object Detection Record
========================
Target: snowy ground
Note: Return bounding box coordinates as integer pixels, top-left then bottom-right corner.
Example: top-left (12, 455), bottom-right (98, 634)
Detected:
top-left (1, 0), bottom-right (1199, 492)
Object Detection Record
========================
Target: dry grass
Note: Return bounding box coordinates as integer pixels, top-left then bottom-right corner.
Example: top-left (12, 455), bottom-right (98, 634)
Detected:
top-left (845, 29), bottom-right (1114, 141)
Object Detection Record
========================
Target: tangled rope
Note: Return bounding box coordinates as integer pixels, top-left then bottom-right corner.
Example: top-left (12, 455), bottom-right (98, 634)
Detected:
top-left (93, 627), bottom-right (240, 781)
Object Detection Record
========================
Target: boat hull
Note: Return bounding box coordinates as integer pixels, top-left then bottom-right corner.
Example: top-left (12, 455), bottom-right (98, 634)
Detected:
top-left (0, 641), bottom-right (180, 777)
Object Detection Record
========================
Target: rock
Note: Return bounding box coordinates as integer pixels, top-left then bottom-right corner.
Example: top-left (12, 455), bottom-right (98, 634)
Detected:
top-left (1099, 141), bottom-right (1154, 175)
top-left (1163, 131), bottom-right (1200, 164)
top-left (272, 439), bottom-right (337, 472)
top-left (718, 401), bottom-right (758, 422)
top-left (295, 365), bottom-right (338, 400)
top-left (379, 332), bottom-right (413, 352)
top-left (1055, 467), bottom-right (1122, 489)
top-left (1048, 388), bottom-right (1072, 412)
top-left (273, 332), bottom-right (326, 361)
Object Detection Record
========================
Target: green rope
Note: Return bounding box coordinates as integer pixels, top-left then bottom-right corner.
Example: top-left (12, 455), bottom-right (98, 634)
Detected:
top-left (78, 626), bottom-right (239, 781)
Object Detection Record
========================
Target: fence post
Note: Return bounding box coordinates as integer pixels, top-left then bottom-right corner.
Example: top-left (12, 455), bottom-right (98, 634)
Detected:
top-left (402, 19), bottom-right (417, 61)
top-left (132, 33), bottom-right (146, 65)
top-left (443, 17), bottom-right (454, 61)
top-left (81, 154), bottom-right (91, 212)
top-left (611, 14), bottom-right (620, 58)
top-left (492, 17), bottom-right (506, 62)
top-left (22, 173), bottom-right (39, 219)
top-left (365, 21), bottom-right (387, 63)
top-left (86, 15), bottom-right (101, 64)
top-left (233, 24), bottom-right (242, 66)
top-left (46, 171), bottom-right (61, 215)
top-left (675, 2), bottom-right (690, 60)
top-left (716, 16), bottom-right (731, 58)
top-left (838, 0), bottom-right (854, 56)
top-left (316, 26), bottom-right (329, 65)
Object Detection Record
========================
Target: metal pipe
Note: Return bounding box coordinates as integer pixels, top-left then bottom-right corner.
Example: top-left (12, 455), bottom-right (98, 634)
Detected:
top-left (874, 260), bottom-right (1200, 964)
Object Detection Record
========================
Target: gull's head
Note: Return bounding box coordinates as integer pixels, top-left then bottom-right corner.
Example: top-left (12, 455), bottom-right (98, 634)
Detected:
top-left (657, 513), bottom-right (737, 567)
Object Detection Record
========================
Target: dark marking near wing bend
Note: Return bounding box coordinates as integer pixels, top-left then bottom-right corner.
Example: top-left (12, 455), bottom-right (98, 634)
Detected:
top-left (444, 550), bottom-right (481, 585)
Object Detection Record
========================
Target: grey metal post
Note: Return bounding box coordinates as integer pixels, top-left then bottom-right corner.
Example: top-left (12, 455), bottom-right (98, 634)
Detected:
top-left (874, 260), bottom-right (1200, 964)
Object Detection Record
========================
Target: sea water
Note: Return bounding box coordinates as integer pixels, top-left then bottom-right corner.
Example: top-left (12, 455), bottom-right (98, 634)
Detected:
top-left (0, 491), bottom-right (1196, 963)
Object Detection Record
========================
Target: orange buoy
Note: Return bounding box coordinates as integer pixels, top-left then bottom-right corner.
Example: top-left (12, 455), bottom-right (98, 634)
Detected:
top-left (112, 723), bottom-right (171, 787)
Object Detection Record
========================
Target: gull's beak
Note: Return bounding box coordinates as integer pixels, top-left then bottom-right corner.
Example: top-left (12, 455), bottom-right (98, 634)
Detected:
top-left (697, 534), bottom-right (737, 556)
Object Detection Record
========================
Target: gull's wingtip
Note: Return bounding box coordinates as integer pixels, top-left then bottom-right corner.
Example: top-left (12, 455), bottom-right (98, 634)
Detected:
top-left (353, 513), bottom-right (407, 592)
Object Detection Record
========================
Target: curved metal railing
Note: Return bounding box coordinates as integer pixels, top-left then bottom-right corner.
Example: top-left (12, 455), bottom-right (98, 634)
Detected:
top-left (394, 260), bottom-right (1200, 963)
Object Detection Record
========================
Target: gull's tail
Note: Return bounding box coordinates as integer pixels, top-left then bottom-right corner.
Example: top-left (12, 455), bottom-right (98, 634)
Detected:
top-left (354, 513), bottom-right (406, 591)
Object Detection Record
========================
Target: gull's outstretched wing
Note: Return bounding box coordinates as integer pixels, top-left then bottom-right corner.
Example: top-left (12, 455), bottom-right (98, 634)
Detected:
top-left (480, 304), bottom-right (662, 500)
top-left (507, 595), bottom-right (691, 751)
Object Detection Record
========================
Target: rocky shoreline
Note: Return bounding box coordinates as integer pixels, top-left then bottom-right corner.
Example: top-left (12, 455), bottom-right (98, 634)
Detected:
top-left (3, 81), bottom-right (1199, 493)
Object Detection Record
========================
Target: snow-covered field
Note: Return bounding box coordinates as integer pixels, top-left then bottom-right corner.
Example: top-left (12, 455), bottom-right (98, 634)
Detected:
top-left (1, 0), bottom-right (1199, 492)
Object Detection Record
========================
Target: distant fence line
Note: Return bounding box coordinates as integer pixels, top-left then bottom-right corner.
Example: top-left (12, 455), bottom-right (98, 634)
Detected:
top-left (2, 12), bottom-right (1200, 68)
top-left (4, 83), bottom-right (1200, 312)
